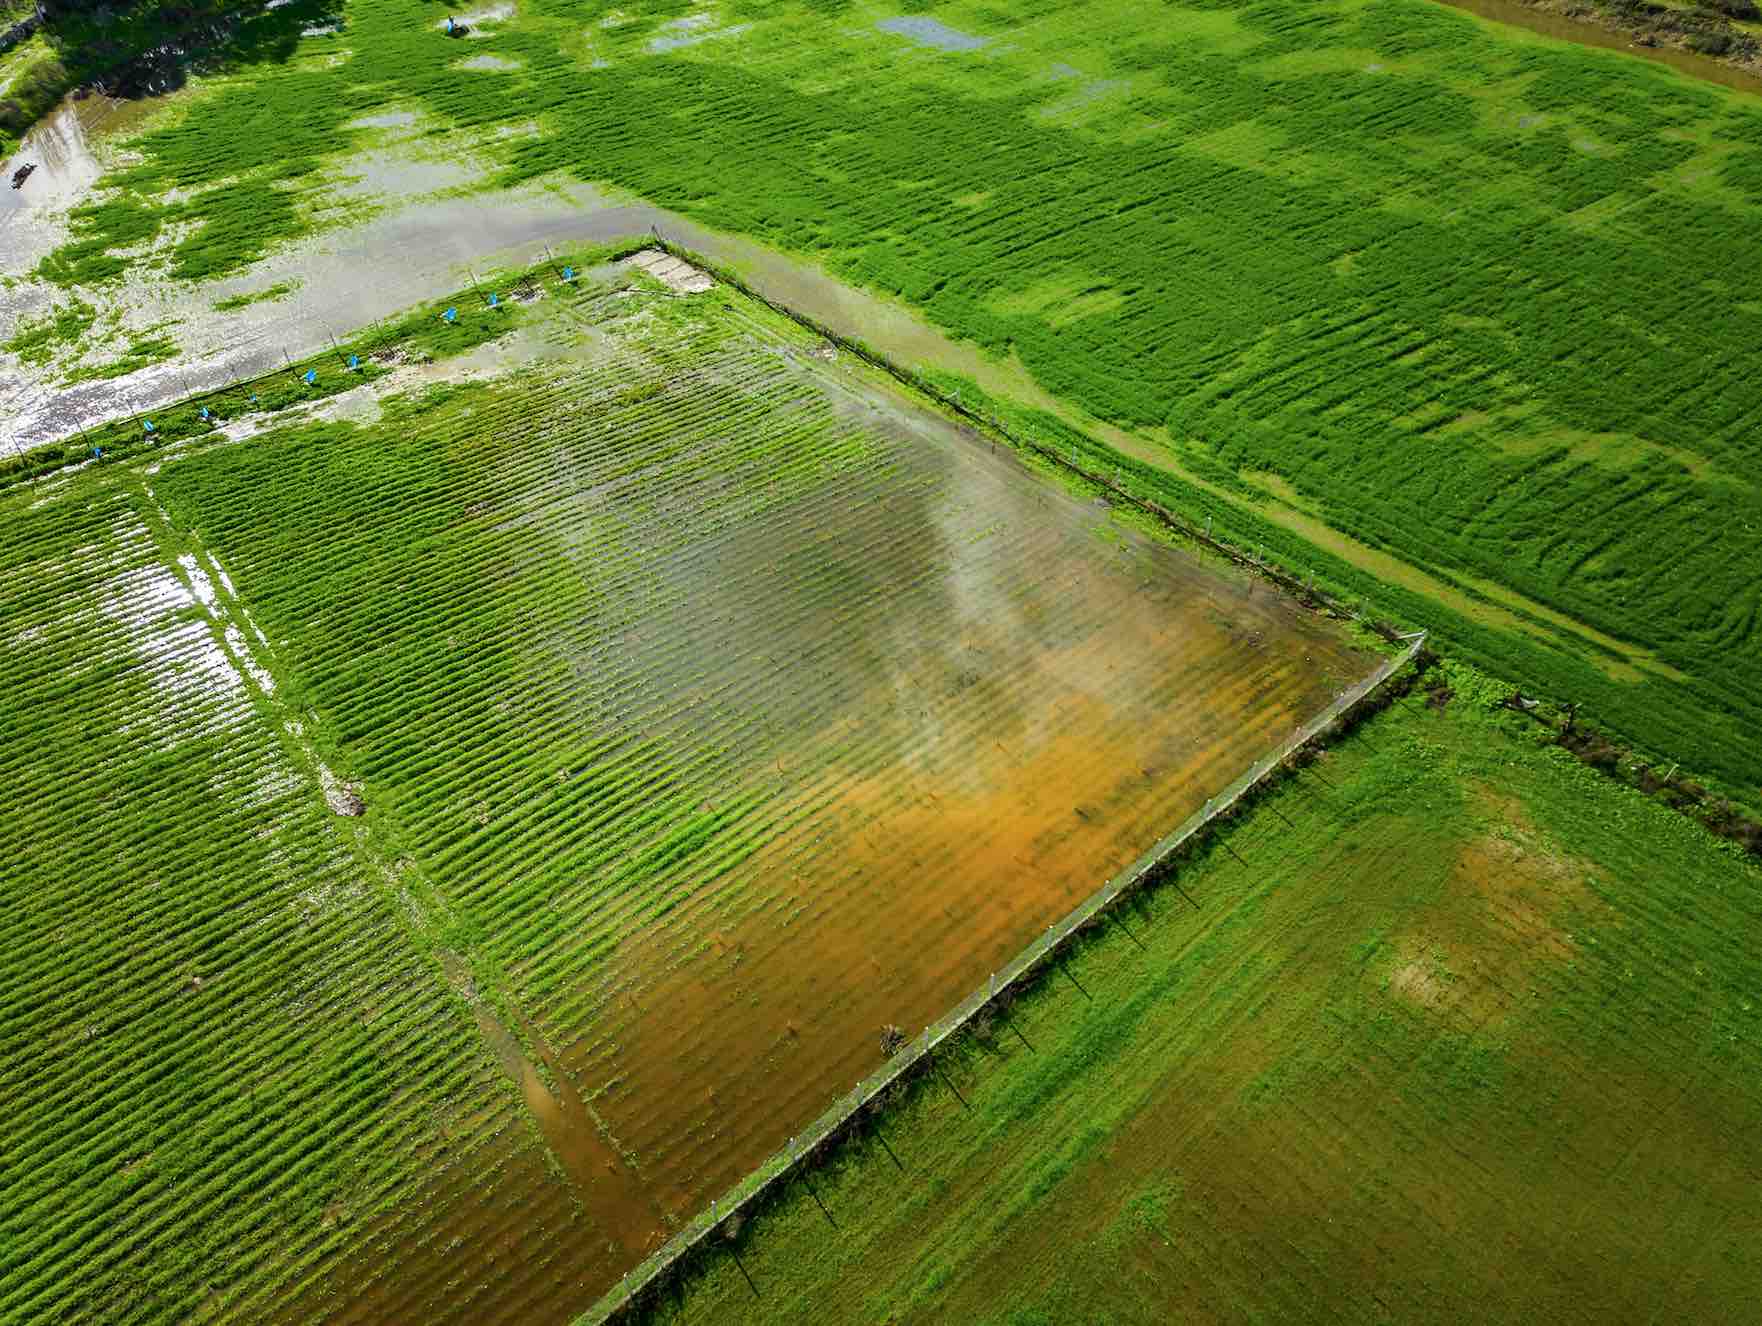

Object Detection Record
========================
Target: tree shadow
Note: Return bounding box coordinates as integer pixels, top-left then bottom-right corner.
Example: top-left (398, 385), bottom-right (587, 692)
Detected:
top-left (42, 0), bottom-right (347, 101)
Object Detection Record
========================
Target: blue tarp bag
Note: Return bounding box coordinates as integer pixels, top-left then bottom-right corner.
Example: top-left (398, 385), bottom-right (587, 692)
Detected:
top-left (443, 306), bottom-right (458, 323)
top-left (303, 369), bottom-right (317, 385)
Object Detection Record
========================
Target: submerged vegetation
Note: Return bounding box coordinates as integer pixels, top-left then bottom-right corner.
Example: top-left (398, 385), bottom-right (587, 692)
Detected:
top-left (2, 264), bottom-right (1372, 1322)
top-left (0, 463), bottom-right (524, 1322)
top-left (211, 279), bottom-right (297, 311)
top-left (3, 293), bottom-right (95, 366)
top-left (6, 2), bottom-right (1762, 1323)
top-left (635, 667), bottom-right (1762, 1325)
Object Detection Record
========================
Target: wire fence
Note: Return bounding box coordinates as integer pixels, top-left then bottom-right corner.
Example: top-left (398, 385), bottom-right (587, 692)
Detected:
top-left (581, 628), bottom-right (1427, 1322)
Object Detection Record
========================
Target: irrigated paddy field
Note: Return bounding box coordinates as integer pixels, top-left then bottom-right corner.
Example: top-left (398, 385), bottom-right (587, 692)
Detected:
top-left (6, 0), bottom-right (1762, 806)
top-left (0, 261), bottom-right (1377, 1322)
top-left (639, 667), bottom-right (1762, 1326)
top-left (6, 1), bottom-right (1762, 1322)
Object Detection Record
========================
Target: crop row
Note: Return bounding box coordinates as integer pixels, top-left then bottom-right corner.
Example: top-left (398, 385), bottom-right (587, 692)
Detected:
top-left (3, 250), bottom-right (1378, 1321)
top-left (0, 480), bottom-right (546, 1322)
top-left (24, 0), bottom-right (1762, 797)
top-left (132, 279), bottom-right (1366, 1281)
top-left (146, 323), bottom-right (899, 1008)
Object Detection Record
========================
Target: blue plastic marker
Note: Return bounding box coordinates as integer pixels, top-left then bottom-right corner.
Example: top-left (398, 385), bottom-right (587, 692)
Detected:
top-left (200, 406), bottom-right (210, 420)
top-left (443, 306), bottom-right (458, 323)
top-left (445, 16), bottom-right (454, 33)
top-left (250, 392), bottom-right (259, 404)
top-left (349, 354), bottom-right (360, 370)
top-left (303, 369), bottom-right (317, 385)
top-left (488, 292), bottom-right (499, 308)
top-left (562, 265), bottom-right (575, 281)
top-left (93, 446), bottom-right (103, 459)
top-left (143, 419), bottom-right (155, 433)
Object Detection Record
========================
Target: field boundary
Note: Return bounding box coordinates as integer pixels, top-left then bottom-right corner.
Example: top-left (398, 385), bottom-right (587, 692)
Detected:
top-left (581, 628), bottom-right (1428, 1322)
top-left (645, 241), bottom-right (1762, 846)
top-left (645, 238), bottom-right (1411, 649)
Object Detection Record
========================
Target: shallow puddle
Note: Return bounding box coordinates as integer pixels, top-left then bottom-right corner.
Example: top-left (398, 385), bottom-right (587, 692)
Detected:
top-left (876, 15), bottom-right (992, 53)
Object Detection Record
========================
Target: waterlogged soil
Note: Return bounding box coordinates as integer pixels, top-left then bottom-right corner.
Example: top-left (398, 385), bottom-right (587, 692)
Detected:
top-left (591, 397), bottom-right (1363, 1221)
top-left (876, 15), bottom-right (993, 52)
top-left (269, 301), bottom-right (1377, 1324)
top-left (1, 175), bottom-right (1069, 455)
top-left (625, 693), bottom-right (1762, 1326)
top-left (1436, 0), bottom-right (1762, 92)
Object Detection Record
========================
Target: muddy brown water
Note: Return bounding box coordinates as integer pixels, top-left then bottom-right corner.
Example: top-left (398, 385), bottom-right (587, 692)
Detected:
top-left (274, 334), bottom-right (1378, 1324)
top-left (1435, 0), bottom-right (1762, 94)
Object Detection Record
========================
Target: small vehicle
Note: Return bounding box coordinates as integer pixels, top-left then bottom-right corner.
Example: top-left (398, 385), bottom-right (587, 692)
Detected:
top-left (10, 162), bottom-right (35, 190)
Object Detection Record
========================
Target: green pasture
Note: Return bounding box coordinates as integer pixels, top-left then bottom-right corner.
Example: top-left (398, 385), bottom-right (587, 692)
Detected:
top-left (633, 663), bottom-right (1762, 1325)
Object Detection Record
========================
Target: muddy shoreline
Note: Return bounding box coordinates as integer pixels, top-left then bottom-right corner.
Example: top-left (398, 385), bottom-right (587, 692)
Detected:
top-left (1435, 0), bottom-right (1762, 90)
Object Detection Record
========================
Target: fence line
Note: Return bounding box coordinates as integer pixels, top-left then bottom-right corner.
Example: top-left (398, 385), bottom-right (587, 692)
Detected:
top-left (14, 247), bottom-right (1429, 1321)
top-left (9, 241), bottom-right (1423, 1318)
top-left (579, 628), bottom-right (1426, 1323)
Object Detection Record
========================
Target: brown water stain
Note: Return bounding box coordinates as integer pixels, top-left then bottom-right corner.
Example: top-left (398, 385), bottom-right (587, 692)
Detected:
top-left (467, 999), bottom-right (658, 1254)
top-left (559, 525), bottom-right (1364, 1270)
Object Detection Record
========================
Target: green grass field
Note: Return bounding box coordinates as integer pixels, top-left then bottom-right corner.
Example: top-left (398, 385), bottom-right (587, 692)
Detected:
top-left (8, 3), bottom-right (1762, 1322)
top-left (635, 664), bottom-right (1762, 1325)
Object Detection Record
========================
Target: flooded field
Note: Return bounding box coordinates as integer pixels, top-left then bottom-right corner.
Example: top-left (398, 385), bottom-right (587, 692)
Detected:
top-left (6, 2), bottom-right (1762, 1322)
top-left (634, 687), bottom-right (1762, 1326)
top-left (1, 263), bottom-right (1378, 1323)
